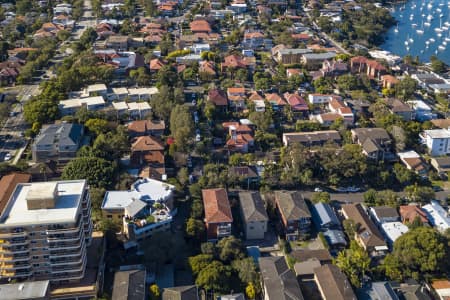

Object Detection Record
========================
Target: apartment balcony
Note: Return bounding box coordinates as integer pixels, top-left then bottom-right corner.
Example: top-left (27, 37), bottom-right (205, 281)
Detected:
top-left (0, 231), bottom-right (27, 238)
top-left (46, 218), bottom-right (82, 234)
top-left (50, 252), bottom-right (85, 267)
top-left (217, 223), bottom-right (232, 237)
top-left (50, 269), bottom-right (85, 281)
top-left (49, 239), bottom-right (85, 259)
top-left (51, 255), bottom-right (86, 274)
top-left (0, 262), bottom-right (31, 270)
top-left (47, 228), bottom-right (82, 243)
top-left (0, 245), bottom-right (29, 254)
top-left (0, 253), bottom-right (29, 262)
top-left (0, 238), bottom-right (29, 247)
top-left (48, 240), bottom-right (83, 251)
top-left (1, 268), bottom-right (32, 278)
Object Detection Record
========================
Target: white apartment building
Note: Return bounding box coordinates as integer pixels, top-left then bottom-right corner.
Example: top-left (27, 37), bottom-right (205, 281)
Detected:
top-left (424, 129), bottom-right (450, 156)
top-left (0, 180), bottom-right (92, 284)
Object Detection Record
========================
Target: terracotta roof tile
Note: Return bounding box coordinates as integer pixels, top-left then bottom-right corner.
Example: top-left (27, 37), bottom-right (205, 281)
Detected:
top-left (202, 188), bottom-right (233, 223)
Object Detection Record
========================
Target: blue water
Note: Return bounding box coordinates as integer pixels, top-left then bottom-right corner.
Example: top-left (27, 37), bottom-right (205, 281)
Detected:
top-left (381, 0), bottom-right (450, 64)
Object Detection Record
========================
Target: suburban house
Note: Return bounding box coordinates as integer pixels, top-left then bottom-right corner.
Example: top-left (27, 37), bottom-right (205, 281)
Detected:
top-left (422, 200), bottom-right (450, 232)
top-left (32, 123), bottom-right (85, 163)
top-left (189, 19), bottom-right (212, 34)
top-left (227, 87), bottom-right (246, 110)
top-left (207, 88), bottom-right (228, 111)
top-left (259, 256), bottom-right (304, 300)
top-left (112, 267), bottom-right (146, 300)
top-left (199, 60), bottom-right (217, 77)
top-left (127, 120), bottom-right (165, 138)
top-left (314, 264), bottom-right (357, 300)
top-left (101, 178), bottom-right (175, 245)
top-left (399, 205), bottom-right (429, 225)
top-left (224, 122), bottom-right (255, 153)
top-left (380, 221), bottom-right (409, 246)
top-left (386, 98), bottom-right (414, 121)
top-left (341, 204), bottom-right (388, 256)
top-left (311, 202), bottom-right (340, 230)
top-left (351, 128), bottom-right (394, 161)
top-left (327, 98), bottom-right (354, 124)
top-left (130, 136), bottom-right (165, 179)
top-left (357, 282), bottom-right (399, 300)
top-left (162, 285), bottom-right (199, 300)
top-left (282, 130), bottom-right (341, 147)
top-left (407, 100), bottom-right (434, 122)
top-left (149, 58), bottom-right (166, 72)
top-left (242, 31), bottom-right (265, 48)
top-left (202, 188), bottom-right (233, 241)
top-left (397, 151), bottom-right (428, 176)
top-left (106, 35), bottom-right (130, 50)
top-left (423, 128), bottom-right (450, 156)
top-left (275, 191), bottom-right (311, 241)
top-left (308, 94), bottom-right (341, 105)
top-left (381, 75), bottom-right (399, 89)
top-left (369, 206), bottom-right (400, 224)
top-left (221, 55), bottom-right (249, 72)
top-left (430, 156), bottom-right (450, 177)
top-left (238, 191), bottom-right (269, 240)
top-left (229, 165), bottom-right (260, 187)
top-left (283, 92), bottom-right (309, 116)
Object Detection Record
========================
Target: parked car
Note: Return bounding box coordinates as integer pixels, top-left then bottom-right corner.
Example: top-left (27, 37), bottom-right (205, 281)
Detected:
top-left (195, 133), bottom-right (201, 142)
top-left (4, 153), bottom-right (12, 161)
top-left (314, 187), bottom-right (323, 192)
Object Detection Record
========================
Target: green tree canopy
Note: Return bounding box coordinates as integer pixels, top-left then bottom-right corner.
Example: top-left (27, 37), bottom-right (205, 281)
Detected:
top-left (61, 157), bottom-right (114, 188)
top-left (334, 241), bottom-right (371, 287)
top-left (382, 227), bottom-right (449, 281)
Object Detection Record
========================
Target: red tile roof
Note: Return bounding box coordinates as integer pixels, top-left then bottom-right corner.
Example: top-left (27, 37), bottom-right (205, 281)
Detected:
top-left (208, 89), bottom-right (228, 106)
top-left (0, 173), bottom-right (31, 214)
top-left (131, 136), bottom-right (164, 152)
top-left (202, 188), bottom-right (233, 223)
top-left (190, 20), bottom-right (212, 33)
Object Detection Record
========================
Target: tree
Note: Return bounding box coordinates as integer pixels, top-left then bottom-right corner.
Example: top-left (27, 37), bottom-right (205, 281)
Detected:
top-left (382, 227), bottom-right (449, 281)
top-left (185, 218), bottom-right (205, 240)
top-left (404, 184), bottom-right (435, 204)
top-left (246, 282), bottom-right (256, 300)
top-left (61, 157), bottom-right (115, 188)
top-left (311, 192), bottom-right (331, 204)
top-left (85, 118), bottom-right (109, 136)
top-left (57, 30), bottom-right (71, 41)
top-left (170, 105), bottom-right (194, 152)
top-left (216, 236), bottom-right (245, 263)
top-left (149, 284), bottom-right (161, 300)
top-left (430, 55), bottom-right (448, 74)
top-left (189, 254), bottom-right (214, 275)
top-left (393, 163), bottom-right (414, 186)
top-left (195, 261), bottom-right (231, 293)
top-left (231, 257), bottom-right (258, 284)
top-left (23, 100), bottom-right (59, 125)
top-left (343, 219), bottom-right (359, 239)
top-left (129, 67), bottom-right (151, 86)
top-left (334, 241), bottom-right (371, 287)
top-left (395, 76), bottom-right (417, 100)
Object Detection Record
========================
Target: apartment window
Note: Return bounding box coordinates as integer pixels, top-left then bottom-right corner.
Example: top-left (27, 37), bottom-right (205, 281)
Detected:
top-left (32, 256), bottom-right (39, 259)
top-left (43, 255), bottom-right (49, 259)
top-left (249, 226), bottom-right (254, 230)
top-left (33, 263), bottom-right (40, 267)
top-left (107, 215), bottom-right (112, 219)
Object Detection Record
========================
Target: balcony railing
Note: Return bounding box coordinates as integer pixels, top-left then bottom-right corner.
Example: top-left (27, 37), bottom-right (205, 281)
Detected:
top-left (47, 228), bottom-right (82, 242)
top-left (0, 231), bottom-right (27, 238)
top-left (50, 252), bottom-right (85, 267)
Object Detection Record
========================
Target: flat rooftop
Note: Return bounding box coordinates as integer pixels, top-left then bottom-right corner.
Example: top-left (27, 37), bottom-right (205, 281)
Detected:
top-left (0, 180), bottom-right (86, 226)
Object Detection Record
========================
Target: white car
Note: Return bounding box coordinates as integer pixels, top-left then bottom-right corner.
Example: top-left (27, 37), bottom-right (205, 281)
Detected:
top-left (314, 187), bottom-right (323, 192)
top-left (4, 153), bottom-right (12, 161)
top-left (195, 134), bottom-right (201, 142)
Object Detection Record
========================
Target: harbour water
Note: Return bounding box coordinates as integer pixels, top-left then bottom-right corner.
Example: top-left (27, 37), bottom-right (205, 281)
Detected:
top-left (381, 0), bottom-right (450, 64)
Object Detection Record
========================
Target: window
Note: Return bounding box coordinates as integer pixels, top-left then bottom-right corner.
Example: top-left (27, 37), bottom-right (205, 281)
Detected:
top-left (107, 215), bottom-right (112, 219)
